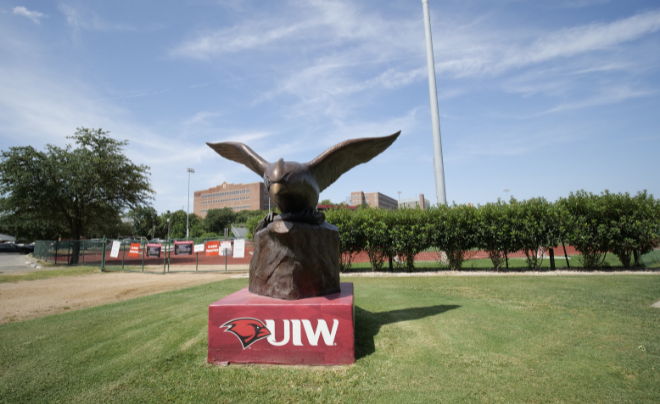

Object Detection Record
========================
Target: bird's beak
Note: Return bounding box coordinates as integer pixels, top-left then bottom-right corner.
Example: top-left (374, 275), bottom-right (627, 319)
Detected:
top-left (257, 327), bottom-right (271, 338)
top-left (270, 183), bottom-right (284, 195)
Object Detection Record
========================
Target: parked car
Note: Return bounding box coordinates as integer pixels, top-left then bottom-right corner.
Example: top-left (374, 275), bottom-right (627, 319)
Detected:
top-left (0, 242), bottom-right (33, 254)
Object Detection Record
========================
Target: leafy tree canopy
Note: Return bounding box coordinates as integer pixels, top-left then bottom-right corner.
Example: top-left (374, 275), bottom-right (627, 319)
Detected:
top-left (0, 128), bottom-right (154, 246)
top-left (128, 206), bottom-right (160, 239)
top-left (158, 210), bottom-right (204, 239)
top-left (204, 208), bottom-right (236, 234)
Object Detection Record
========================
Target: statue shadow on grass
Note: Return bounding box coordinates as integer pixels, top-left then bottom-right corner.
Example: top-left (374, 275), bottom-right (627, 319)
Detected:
top-left (354, 304), bottom-right (460, 360)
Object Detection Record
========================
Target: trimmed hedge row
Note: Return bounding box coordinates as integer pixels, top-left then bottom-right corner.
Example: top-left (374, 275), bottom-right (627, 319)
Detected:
top-left (324, 190), bottom-right (660, 271)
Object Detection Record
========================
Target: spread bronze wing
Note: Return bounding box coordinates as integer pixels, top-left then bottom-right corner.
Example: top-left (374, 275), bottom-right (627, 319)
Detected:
top-left (206, 142), bottom-right (270, 177)
top-left (306, 131), bottom-right (400, 193)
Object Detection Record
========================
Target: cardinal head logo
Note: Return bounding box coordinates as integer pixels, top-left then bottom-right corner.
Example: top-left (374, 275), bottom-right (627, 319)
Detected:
top-left (221, 318), bottom-right (271, 349)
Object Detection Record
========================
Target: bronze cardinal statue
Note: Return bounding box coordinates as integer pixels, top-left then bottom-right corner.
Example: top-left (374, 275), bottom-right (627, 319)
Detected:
top-left (207, 131), bottom-right (400, 224)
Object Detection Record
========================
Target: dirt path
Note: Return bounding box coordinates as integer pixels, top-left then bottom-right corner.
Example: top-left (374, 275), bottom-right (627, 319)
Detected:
top-left (0, 271), bottom-right (243, 324)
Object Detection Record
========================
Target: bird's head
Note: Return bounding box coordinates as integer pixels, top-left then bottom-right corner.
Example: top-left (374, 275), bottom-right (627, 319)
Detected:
top-left (221, 318), bottom-right (271, 349)
top-left (264, 159), bottom-right (319, 213)
top-left (265, 159), bottom-right (288, 196)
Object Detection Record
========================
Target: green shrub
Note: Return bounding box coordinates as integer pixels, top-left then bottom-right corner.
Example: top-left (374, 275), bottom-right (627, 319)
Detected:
top-left (558, 191), bottom-right (612, 269)
top-left (477, 200), bottom-right (515, 271)
top-left (585, 190), bottom-right (660, 268)
top-left (325, 207), bottom-right (365, 272)
top-left (356, 209), bottom-right (394, 272)
top-left (510, 197), bottom-right (561, 270)
top-left (429, 204), bottom-right (478, 270)
top-left (389, 208), bottom-right (432, 272)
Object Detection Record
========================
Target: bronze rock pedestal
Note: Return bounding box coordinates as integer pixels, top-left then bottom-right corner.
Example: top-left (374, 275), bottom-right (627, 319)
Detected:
top-left (249, 218), bottom-right (340, 300)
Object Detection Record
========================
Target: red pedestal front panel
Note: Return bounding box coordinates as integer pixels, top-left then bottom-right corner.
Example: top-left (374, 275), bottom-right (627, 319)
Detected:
top-left (208, 283), bottom-right (354, 366)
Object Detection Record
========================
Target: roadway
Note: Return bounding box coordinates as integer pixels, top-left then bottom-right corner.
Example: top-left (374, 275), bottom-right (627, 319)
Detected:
top-left (0, 253), bottom-right (42, 274)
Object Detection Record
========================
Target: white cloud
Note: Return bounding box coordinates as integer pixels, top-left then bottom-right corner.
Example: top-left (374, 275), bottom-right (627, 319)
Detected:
top-left (171, 21), bottom-right (310, 59)
top-left (445, 124), bottom-right (581, 163)
top-left (93, 90), bottom-right (170, 102)
top-left (170, 0), bottom-right (422, 61)
top-left (182, 111), bottom-right (223, 126)
top-left (561, 0), bottom-right (610, 8)
top-left (12, 6), bottom-right (45, 24)
top-left (502, 9), bottom-right (660, 70)
top-left (59, 4), bottom-right (134, 44)
top-left (540, 86), bottom-right (654, 114)
top-left (205, 130), bottom-right (272, 145)
top-left (175, 1), bottom-right (660, 121)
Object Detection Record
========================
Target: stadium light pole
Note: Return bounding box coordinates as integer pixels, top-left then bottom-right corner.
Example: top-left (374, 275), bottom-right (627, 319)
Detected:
top-left (167, 211), bottom-right (171, 241)
top-left (422, 0), bottom-right (447, 205)
top-left (186, 168), bottom-right (195, 239)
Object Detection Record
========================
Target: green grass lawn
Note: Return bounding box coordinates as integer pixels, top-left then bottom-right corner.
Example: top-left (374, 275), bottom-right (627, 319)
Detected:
top-left (1, 276), bottom-right (659, 403)
top-left (0, 266), bottom-right (100, 284)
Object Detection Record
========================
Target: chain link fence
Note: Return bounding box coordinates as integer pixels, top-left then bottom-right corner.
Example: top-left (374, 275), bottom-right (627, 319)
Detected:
top-left (33, 237), bottom-right (252, 273)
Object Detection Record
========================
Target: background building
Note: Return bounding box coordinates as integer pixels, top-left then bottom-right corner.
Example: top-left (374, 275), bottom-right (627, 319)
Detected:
top-left (317, 204), bottom-right (357, 212)
top-left (194, 181), bottom-right (271, 218)
top-left (399, 194), bottom-right (431, 210)
top-left (350, 191), bottom-right (398, 210)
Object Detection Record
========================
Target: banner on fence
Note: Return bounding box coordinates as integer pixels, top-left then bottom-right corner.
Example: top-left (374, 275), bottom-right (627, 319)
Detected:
top-left (129, 243), bottom-right (140, 257)
top-left (110, 241), bottom-right (121, 258)
top-left (174, 240), bottom-right (193, 255)
top-left (220, 241), bottom-right (232, 256)
top-left (234, 239), bottom-right (245, 258)
top-left (194, 243), bottom-right (205, 253)
top-left (146, 243), bottom-right (161, 258)
top-left (206, 241), bottom-right (219, 256)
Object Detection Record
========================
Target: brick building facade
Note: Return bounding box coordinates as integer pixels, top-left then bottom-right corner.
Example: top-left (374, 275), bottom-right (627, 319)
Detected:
top-left (349, 191), bottom-right (398, 210)
top-left (399, 194), bottom-right (431, 210)
top-left (194, 181), bottom-right (271, 218)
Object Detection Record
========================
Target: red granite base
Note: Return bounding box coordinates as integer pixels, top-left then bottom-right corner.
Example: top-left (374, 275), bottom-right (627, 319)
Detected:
top-left (208, 283), bottom-right (354, 366)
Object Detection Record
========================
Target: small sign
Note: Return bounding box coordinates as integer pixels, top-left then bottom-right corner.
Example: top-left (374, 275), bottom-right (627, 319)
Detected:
top-left (110, 241), bottom-right (121, 258)
top-left (174, 240), bottom-right (193, 255)
top-left (146, 243), bottom-right (161, 258)
top-left (233, 239), bottom-right (245, 258)
top-left (220, 241), bottom-right (232, 256)
top-left (129, 243), bottom-right (140, 257)
top-left (194, 244), bottom-right (205, 253)
top-left (206, 241), bottom-right (219, 256)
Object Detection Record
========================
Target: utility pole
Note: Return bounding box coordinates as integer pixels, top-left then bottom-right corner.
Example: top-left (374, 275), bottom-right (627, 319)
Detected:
top-left (422, 0), bottom-right (447, 205)
top-left (167, 211), bottom-right (171, 241)
top-left (186, 168), bottom-right (195, 239)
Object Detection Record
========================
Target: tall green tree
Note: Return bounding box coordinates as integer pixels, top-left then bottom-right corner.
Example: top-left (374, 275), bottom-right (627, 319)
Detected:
top-left (204, 208), bottom-right (236, 234)
top-left (0, 128), bottom-right (154, 261)
top-left (159, 210), bottom-right (204, 239)
top-left (128, 206), bottom-right (160, 239)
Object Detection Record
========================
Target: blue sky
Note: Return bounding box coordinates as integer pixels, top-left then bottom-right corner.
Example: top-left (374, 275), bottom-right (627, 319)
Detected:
top-left (1, 0), bottom-right (659, 213)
